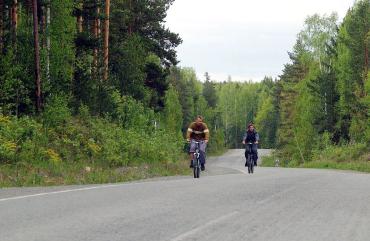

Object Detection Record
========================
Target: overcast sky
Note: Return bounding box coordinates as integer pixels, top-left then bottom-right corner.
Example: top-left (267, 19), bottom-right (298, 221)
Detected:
top-left (165, 0), bottom-right (355, 82)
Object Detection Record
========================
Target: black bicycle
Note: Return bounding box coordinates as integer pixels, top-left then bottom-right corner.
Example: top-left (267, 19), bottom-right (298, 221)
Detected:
top-left (192, 141), bottom-right (202, 178)
top-left (245, 143), bottom-right (254, 174)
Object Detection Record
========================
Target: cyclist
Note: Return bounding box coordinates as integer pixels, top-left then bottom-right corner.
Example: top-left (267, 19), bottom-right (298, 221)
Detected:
top-left (242, 123), bottom-right (259, 166)
top-left (186, 115), bottom-right (209, 171)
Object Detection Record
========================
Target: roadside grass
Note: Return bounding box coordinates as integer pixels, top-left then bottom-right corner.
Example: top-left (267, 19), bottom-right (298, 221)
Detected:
top-left (261, 155), bottom-right (276, 167)
top-left (261, 143), bottom-right (370, 173)
top-left (0, 113), bottom-right (196, 187)
top-left (301, 161), bottom-right (370, 173)
top-left (0, 99), bottom-right (226, 187)
top-left (0, 158), bottom-right (191, 188)
top-left (302, 143), bottom-right (370, 172)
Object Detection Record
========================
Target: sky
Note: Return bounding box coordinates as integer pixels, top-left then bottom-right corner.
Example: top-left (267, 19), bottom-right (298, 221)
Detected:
top-left (165, 0), bottom-right (355, 82)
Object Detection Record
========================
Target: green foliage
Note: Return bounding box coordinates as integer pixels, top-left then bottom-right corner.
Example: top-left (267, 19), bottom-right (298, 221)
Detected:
top-left (48, 0), bottom-right (76, 94)
top-left (0, 112), bottom-right (187, 186)
top-left (168, 67), bottom-right (198, 131)
top-left (42, 95), bottom-right (72, 129)
top-left (0, 1), bottom-right (189, 186)
top-left (255, 96), bottom-right (277, 148)
top-left (203, 79), bottom-right (218, 108)
top-left (275, 6), bottom-right (369, 167)
top-left (217, 81), bottom-right (261, 148)
top-left (260, 155), bottom-right (276, 167)
top-left (2, 0), bottom-right (370, 184)
top-left (110, 91), bottom-right (155, 131)
top-left (303, 143), bottom-right (370, 173)
top-left (112, 34), bottom-right (148, 101)
top-left (335, 0), bottom-right (369, 142)
top-left (163, 85), bottom-right (183, 133)
top-left (0, 49), bottom-right (28, 115)
top-left (110, 0), bottom-right (182, 67)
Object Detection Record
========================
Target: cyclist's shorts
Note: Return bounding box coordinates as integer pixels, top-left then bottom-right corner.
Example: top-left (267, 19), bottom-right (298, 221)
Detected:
top-left (189, 139), bottom-right (207, 153)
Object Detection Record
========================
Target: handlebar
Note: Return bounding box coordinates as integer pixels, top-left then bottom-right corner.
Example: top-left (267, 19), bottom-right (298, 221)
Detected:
top-left (189, 140), bottom-right (206, 144)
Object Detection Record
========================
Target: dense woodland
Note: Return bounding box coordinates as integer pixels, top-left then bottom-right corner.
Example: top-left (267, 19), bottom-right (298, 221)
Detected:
top-left (274, 1), bottom-right (369, 166)
top-left (0, 0), bottom-right (369, 185)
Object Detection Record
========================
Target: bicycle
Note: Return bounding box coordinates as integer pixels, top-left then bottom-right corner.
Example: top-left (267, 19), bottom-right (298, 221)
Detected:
top-left (192, 141), bottom-right (202, 178)
top-left (245, 142), bottom-right (255, 174)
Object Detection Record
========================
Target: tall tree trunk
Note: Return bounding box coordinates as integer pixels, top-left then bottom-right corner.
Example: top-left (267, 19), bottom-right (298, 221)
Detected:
top-left (103, 0), bottom-right (110, 81)
top-left (93, 3), bottom-right (100, 73)
top-left (32, 0), bottom-right (42, 112)
top-left (11, 0), bottom-right (18, 46)
top-left (128, 0), bottom-right (132, 35)
top-left (0, 0), bottom-right (3, 50)
top-left (46, 0), bottom-right (50, 83)
top-left (77, 3), bottom-right (83, 33)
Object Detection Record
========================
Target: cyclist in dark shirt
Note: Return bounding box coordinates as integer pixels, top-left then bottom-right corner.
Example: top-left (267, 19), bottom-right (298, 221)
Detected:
top-left (242, 123), bottom-right (259, 166)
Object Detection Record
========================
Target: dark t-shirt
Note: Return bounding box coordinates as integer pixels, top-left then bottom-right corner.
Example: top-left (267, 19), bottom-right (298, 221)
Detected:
top-left (243, 130), bottom-right (259, 143)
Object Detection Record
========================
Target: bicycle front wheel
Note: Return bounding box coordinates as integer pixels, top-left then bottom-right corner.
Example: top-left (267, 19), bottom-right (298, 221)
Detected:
top-left (248, 155), bottom-right (253, 174)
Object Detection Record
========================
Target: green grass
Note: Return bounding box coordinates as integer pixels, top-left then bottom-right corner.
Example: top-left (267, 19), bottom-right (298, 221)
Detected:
top-left (0, 113), bottom-right (193, 187)
top-left (261, 143), bottom-right (370, 173)
top-left (301, 143), bottom-right (370, 172)
top-left (301, 161), bottom-right (370, 173)
top-left (0, 158), bottom-right (191, 187)
top-left (261, 155), bottom-right (276, 167)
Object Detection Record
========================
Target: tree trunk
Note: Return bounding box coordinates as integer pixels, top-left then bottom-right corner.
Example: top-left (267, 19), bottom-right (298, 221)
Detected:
top-left (77, 3), bottom-right (83, 33)
top-left (0, 0), bottom-right (3, 50)
top-left (103, 0), bottom-right (110, 81)
top-left (128, 0), bottom-right (132, 35)
top-left (46, 1), bottom-right (50, 83)
top-left (93, 4), bottom-right (100, 73)
top-left (32, 0), bottom-right (42, 112)
top-left (11, 0), bottom-right (18, 46)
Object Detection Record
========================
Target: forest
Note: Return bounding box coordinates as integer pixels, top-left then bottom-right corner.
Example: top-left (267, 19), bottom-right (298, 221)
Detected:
top-left (0, 0), bottom-right (369, 186)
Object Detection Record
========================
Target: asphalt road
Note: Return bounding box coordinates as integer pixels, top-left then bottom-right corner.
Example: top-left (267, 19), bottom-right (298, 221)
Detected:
top-left (1, 149), bottom-right (370, 241)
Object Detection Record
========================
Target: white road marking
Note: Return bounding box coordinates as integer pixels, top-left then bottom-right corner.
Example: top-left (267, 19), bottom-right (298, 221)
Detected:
top-left (170, 211), bottom-right (239, 241)
top-left (0, 184), bottom-right (124, 202)
top-left (0, 178), bottom-right (188, 203)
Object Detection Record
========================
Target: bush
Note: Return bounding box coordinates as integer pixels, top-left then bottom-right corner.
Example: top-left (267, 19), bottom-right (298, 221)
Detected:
top-left (312, 142), bottom-right (369, 163)
top-left (43, 95), bottom-right (72, 129)
top-left (0, 112), bottom-right (187, 187)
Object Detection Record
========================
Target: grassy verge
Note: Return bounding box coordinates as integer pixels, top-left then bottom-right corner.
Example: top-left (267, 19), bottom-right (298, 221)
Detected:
top-left (302, 143), bottom-right (370, 173)
top-left (0, 158), bottom-right (191, 187)
top-left (301, 161), bottom-right (370, 173)
top-left (261, 143), bottom-right (370, 173)
top-left (260, 155), bottom-right (276, 167)
top-left (0, 112), bottom-right (191, 187)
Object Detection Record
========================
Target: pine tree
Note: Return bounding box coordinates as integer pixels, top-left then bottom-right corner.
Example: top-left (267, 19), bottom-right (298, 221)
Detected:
top-left (203, 73), bottom-right (217, 108)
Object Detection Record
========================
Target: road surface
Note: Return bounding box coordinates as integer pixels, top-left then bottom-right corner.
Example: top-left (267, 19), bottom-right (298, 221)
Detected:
top-left (1, 149), bottom-right (370, 241)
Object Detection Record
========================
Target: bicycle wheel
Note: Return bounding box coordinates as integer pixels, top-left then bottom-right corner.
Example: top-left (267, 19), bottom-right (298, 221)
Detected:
top-left (193, 166), bottom-right (200, 178)
top-left (250, 157), bottom-right (254, 174)
top-left (248, 155), bottom-right (253, 174)
top-left (193, 159), bottom-right (200, 178)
